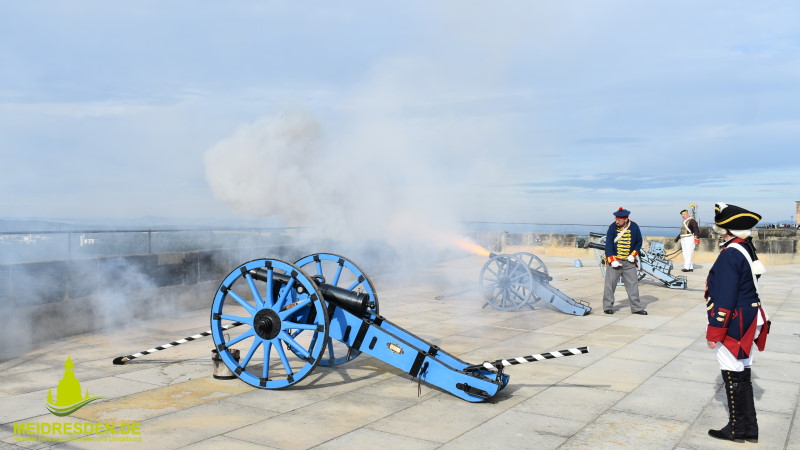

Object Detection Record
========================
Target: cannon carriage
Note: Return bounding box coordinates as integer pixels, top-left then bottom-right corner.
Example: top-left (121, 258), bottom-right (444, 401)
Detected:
top-left (210, 253), bottom-right (515, 402)
top-left (586, 233), bottom-right (687, 289)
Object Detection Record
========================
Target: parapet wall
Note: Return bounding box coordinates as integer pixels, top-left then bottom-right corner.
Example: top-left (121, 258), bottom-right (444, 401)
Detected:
top-left (0, 244), bottom-right (304, 360)
top-left (492, 227), bottom-right (800, 265)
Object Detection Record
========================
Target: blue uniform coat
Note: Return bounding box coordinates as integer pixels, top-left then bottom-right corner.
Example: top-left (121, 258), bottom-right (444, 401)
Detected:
top-left (705, 238), bottom-right (765, 358)
top-left (604, 220), bottom-right (643, 263)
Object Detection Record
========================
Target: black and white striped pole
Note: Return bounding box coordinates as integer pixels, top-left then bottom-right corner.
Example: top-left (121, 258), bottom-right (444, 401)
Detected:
top-left (112, 322), bottom-right (245, 365)
top-left (463, 346), bottom-right (589, 372)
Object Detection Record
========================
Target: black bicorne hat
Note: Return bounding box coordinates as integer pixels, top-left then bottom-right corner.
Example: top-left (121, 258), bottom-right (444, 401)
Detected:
top-left (714, 202), bottom-right (761, 230)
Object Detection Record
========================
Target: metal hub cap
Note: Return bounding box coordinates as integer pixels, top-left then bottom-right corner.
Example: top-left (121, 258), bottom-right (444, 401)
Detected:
top-left (253, 309), bottom-right (281, 340)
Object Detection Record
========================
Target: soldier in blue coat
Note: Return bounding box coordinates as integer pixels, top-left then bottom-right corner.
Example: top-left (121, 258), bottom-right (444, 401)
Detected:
top-left (602, 207), bottom-right (647, 315)
top-left (706, 203), bottom-right (770, 443)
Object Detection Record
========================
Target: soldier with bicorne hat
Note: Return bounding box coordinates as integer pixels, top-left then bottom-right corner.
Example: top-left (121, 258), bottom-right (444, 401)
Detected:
top-left (602, 207), bottom-right (647, 315)
top-left (706, 202), bottom-right (770, 443)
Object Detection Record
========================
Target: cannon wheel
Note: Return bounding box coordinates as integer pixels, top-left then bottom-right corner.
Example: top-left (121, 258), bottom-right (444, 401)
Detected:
top-left (479, 253), bottom-right (535, 311)
top-left (513, 252), bottom-right (548, 275)
top-left (294, 253), bottom-right (379, 367)
top-left (591, 236), bottom-right (646, 281)
top-left (210, 258), bottom-right (329, 389)
top-left (513, 252), bottom-right (548, 305)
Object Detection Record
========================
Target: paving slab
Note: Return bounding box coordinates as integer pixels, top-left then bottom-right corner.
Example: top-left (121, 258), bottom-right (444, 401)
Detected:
top-left (226, 391), bottom-right (416, 449)
top-left (562, 410), bottom-right (688, 449)
top-left (612, 376), bottom-right (713, 422)
top-left (440, 410), bottom-right (574, 449)
top-left (317, 428), bottom-right (440, 450)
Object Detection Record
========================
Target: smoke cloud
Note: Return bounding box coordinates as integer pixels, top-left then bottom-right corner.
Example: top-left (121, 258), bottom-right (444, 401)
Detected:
top-left (202, 55), bottom-right (528, 271)
top-left (203, 109), bottom-right (473, 267)
top-left (204, 112), bottom-right (323, 222)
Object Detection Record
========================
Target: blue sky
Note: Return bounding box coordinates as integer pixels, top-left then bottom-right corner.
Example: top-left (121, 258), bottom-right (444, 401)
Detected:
top-left (1, 1), bottom-right (799, 238)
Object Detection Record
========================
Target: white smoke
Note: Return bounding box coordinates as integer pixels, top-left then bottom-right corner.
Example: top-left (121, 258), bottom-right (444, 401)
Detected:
top-left (203, 112), bottom-right (467, 261)
top-left (202, 57), bottom-right (528, 271)
top-left (203, 112), bottom-right (323, 222)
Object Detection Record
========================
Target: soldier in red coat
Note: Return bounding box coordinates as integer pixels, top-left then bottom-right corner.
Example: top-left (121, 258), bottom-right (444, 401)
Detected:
top-left (705, 203), bottom-right (770, 443)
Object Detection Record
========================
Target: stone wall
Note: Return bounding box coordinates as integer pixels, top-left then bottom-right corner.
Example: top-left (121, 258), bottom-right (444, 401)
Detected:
top-left (496, 227), bottom-right (800, 265)
top-left (0, 244), bottom-right (304, 360)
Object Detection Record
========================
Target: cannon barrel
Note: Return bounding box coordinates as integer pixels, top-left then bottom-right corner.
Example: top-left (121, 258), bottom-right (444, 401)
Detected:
top-left (249, 268), bottom-right (373, 315)
top-left (586, 241), bottom-right (605, 251)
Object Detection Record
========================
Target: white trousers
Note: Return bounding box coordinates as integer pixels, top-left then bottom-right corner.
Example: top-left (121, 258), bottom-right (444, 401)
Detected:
top-left (715, 345), bottom-right (754, 371)
top-left (714, 323), bottom-right (763, 371)
top-left (680, 236), bottom-right (695, 270)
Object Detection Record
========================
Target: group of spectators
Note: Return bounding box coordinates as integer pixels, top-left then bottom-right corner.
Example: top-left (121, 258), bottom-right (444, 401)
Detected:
top-left (760, 223), bottom-right (799, 229)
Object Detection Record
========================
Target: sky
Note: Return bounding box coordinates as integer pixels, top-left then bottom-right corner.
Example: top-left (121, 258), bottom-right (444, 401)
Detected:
top-left (2, 1), bottom-right (799, 243)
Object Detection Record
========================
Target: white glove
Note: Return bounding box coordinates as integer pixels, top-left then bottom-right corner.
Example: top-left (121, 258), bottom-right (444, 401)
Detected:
top-left (626, 254), bottom-right (636, 263)
top-left (610, 260), bottom-right (622, 268)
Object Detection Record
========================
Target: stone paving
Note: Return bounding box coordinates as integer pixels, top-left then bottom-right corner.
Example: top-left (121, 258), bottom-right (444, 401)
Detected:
top-left (1, 252), bottom-right (798, 449)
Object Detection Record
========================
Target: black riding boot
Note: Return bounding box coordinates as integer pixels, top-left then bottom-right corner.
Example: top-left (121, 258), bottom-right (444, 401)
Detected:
top-left (708, 370), bottom-right (747, 442)
top-left (742, 368), bottom-right (758, 443)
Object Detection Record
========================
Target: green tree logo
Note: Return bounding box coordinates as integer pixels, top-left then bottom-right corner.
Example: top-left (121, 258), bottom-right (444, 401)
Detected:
top-left (45, 355), bottom-right (105, 417)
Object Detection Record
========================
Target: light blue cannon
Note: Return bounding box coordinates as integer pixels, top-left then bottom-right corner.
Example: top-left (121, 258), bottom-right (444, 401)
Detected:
top-left (436, 252), bottom-right (592, 316)
top-left (210, 253), bottom-right (512, 402)
top-left (478, 252), bottom-right (592, 315)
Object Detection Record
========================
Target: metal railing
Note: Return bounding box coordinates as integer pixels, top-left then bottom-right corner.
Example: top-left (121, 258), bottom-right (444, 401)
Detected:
top-left (0, 227), bottom-right (308, 264)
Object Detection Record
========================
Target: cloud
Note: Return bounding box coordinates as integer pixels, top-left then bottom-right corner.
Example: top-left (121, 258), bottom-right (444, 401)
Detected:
top-left (513, 173), bottom-right (726, 192)
top-left (1, 1), bottom-right (799, 228)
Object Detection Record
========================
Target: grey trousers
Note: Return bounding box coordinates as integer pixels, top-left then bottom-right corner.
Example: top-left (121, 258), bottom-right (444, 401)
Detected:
top-left (603, 260), bottom-right (645, 312)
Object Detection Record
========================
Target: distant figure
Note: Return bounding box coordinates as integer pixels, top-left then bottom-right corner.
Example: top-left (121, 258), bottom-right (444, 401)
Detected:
top-left (602, 207), bottom-right (647, 315)
top-left (705, 202), bottom-right (769, 443)
top-left (674, 209), bottom-right (700, 272)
